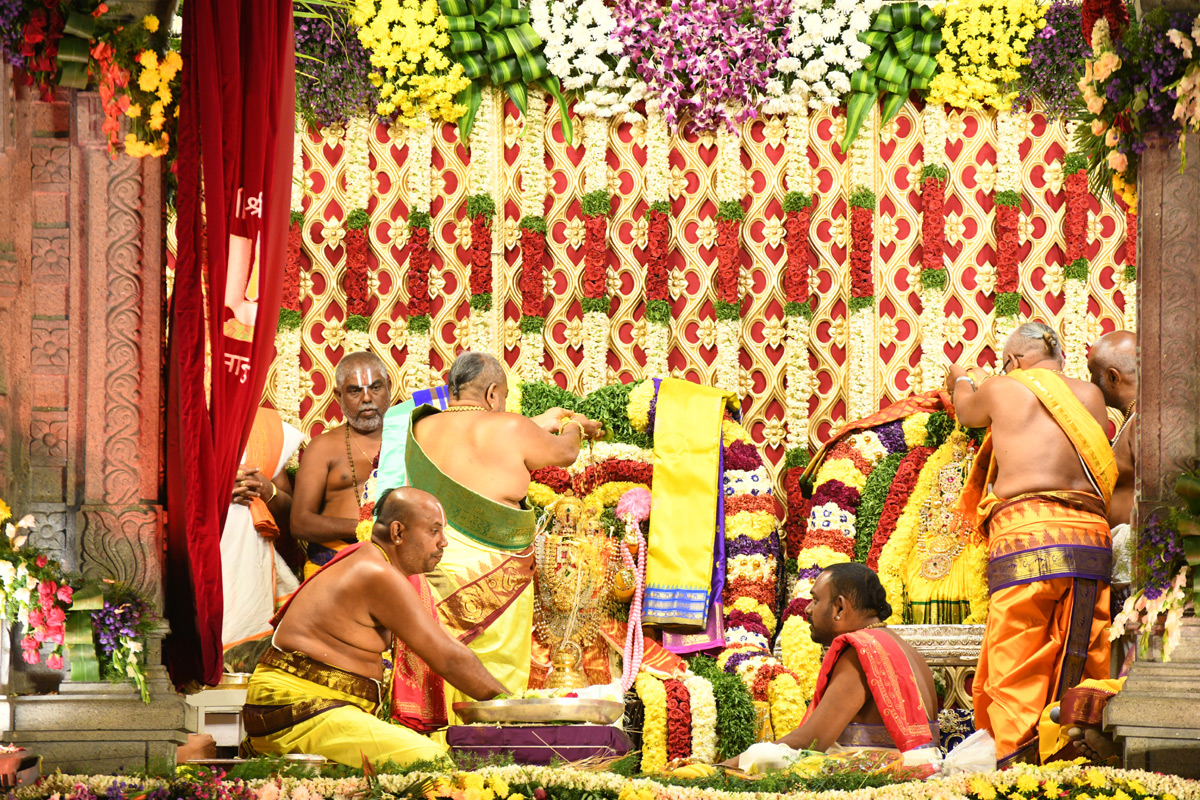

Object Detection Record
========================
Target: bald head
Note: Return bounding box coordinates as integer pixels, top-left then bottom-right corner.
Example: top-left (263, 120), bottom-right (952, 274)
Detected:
top-left (1088, 330), bottom-right (1137, 409)
top-left (374, 486), bottom-right (447, 574)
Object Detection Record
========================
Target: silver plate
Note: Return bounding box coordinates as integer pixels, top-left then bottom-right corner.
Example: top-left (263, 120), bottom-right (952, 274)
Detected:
top-left (453, 697), bottom-right (624, 725)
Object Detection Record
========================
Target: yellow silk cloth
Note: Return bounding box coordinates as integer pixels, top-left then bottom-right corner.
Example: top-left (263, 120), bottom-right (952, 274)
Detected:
top-left (406, 405), bottom-right (537, 723)
top-left (972, 494), bottom-right (1112, 765)
top-left (1038, 677), bottom-right (1125, 764)
top-left (643, 378), bottom-right (733, 627)
top-left (241, 648), bottom-right (448, 768)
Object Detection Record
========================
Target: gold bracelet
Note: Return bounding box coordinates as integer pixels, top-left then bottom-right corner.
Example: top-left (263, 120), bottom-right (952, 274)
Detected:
top-left (265, 481), bottom-right (278, 502)
top-left (560, 420), bottom-right (584, 438)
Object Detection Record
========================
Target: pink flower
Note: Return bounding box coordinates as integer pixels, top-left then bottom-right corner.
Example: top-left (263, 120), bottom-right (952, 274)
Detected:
top-left (1107, 150), bottom-right (1129, 173)
top-left (1091, 119), bottom-right (1107, 135)
top-left (56, 585), bottom-right (72, 604)
top-left (27, 608), bottom-right (44, 629)
top-left (46, 606), bottom-right (65, 626)
top-left (615, 487), bottom-right (652, 524)
top-left (45, 653), bottom-right (63, 670)
top-left (38, 580), bottom-right (55, 600)
top-left (21, 648), bottom-right (40, 665)
top-left (35, 555), bottom-right (47, 568)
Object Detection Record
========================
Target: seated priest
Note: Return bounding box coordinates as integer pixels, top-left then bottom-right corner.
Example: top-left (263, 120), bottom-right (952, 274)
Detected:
top-left (725, 564), bottom-right (938, 765)
top-left (240, 487), bottom-right (508, 768)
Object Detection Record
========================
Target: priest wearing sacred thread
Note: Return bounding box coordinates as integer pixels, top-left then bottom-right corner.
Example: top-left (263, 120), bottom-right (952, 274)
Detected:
top-left (240, 487), bottom-right (507, 767)
top-left (725, 563), bottom-right (939, 765)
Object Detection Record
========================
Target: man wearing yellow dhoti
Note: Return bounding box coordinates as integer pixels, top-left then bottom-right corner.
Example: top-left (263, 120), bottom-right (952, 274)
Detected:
top-left (406, 353), bottom-right (600, 721)
top-left (947, 322), bottom-right (1117, 766)
top-left (241, 487), bottom-right (506, 767)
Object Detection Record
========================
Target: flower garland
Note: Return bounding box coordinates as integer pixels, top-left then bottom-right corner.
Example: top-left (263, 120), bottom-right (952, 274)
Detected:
top-left (344, 116), bottom-right (373, 212)
top-left (520, 89), bottom-right (549, 382)
top-left (0, 505), bottom-right (72, 671)
top-left (865, 445), bottom-right (933, 570)
top-left (294, 9), bottom-right (376, 129)
top-left (530, 0), bottom-right (643, 120)
top-left (764, 0), bottom-right (883, 113)
top-left (635, 671), bottom-right (668, 773)
top-left (918, 104), bottom-right (949, 392)
top-left (784, 105), bottom-right (816, 456)
top-left (664, 679), bottom-right (694, 762)
top-left (682, 673), bottom-right (718, 764)
top-left (927, 0), bottom-right (1047, 111)
top-left (715, 125), bottom-right (745, 396)
top-left (993, 110), bottom-right (1023, 348)
top-left (467, 87), bottom-right (497, 356)
top-left (344, 210), bottom-right (371, 323)
top-left (1062, 152), bottom-right (1091, 379)
top-left (272, 322), bottom-right (304, 430)
top-left (847, 121), bottom-right (876, 420)
top-left (1123, 208), bottom-right (1138, 331)
top-left (1014, 0), bottom-right (1091, 120)
top-left (406, 113), bottom-right (435, 390)
top-left (643, 102), bottom-right (672, 378)
top-left (352, 0), bottom-right (470, 126)
top-left (779, 613), bottom-right (824, 702)
top-left (581, 113), bottom-right (612, 394)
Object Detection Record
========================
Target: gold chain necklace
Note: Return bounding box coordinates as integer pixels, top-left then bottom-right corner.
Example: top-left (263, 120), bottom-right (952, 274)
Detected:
top-left (345, 425), bottom-right (363, 515)
top-left (861, 621), bottom-right (888, 631)
top-left (370, 541), bottom-right (391, 565)
top-left (444, 405), bottom-right (489, 413)
top-left (348, 428), bottom-right (378, 461)
top-left (1123, 399), bottom-right (1137, 418)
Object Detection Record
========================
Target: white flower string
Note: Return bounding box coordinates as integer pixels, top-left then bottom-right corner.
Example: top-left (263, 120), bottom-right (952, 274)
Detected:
top-left (784, 105), bottom-right (814, 451)
top-left (291, 113), bottom-right (306, 213)
top-left (344, 115), bottom-right (373, 212)
top-left (618, 517), bottom-right (646, 692)
top-left (715, 123), bottom-right (744, 396)
top-left (407, 110), bottom-right (435, 390)
top-left (643, 100), bottom-right (671, 378)
top-left (520, 88), bottom-right (548, 381)
top-left (683, 672), bottom-right (718, 764)
top-left (993, 110), bottom-right (1024, 362)
top-left (918, 104), bottom-right (948, 392)
top-left (847, 128), bottom-right (875, 421)
top-left (273, 325), bottom-right (304, 430)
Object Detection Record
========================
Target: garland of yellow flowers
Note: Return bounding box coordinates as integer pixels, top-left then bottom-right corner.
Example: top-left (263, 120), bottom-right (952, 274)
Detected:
top-left (779, 616), bottom-right (824, 699)
top-left (527, 480), bottom-right (650, 515)
top-left (635, 672), bottom-right (668, 773)
top-left (767, 671), bottom-right (806, 738)
top-left (876, 437), bottom-right (956, 623)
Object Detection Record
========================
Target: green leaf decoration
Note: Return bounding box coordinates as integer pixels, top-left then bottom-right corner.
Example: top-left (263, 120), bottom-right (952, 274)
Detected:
top-left (519, 314), bottom-right (545, 334)
top-left (714, 300), bottom-right (741, 321)
top-left (644, 299), bottom-right (671, 326)
top-left (469, 292), bottom-right (493, 312)
top-left (440, 0), bottom-right (573, 144)
top-left (994, 291), bottom-right (1021, 318)
top-left (65, 585), bottom-right (105, 683)
top-left (784, 300), bottom-right (814, 320)
top-left (407, 314), bottom-right (432, 333)
top-left (921, 267), bottom-right (948, 292)
top-left (849, 295), bottom-right (875, 312)
top-left (1063, 258), bottom-right (1089, 282)
top-left (841, 2), bottom-right (942, 153)
top-left (56, 11), bottom-right (95, 90)
top-left (581, 296), bottom-right (610, 314)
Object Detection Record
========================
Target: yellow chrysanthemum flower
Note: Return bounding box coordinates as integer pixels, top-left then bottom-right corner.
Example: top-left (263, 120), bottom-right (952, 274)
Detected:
top-left (143, 14), bottom-right (159, 32)
top-left (0, 498), bottom-right (9, 522)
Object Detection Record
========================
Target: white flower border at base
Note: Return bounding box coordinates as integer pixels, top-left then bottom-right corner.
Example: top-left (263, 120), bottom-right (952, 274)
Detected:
top-left (345, 116), bottom-right (373, 212)
top-left (918, 285), bottom-right (945, 393)
top-left (406, 328), bottom-right (431, 392)
top-left (1062, 277), bottom-right (1089, 380)
top-left (784, 313), bottom-right (812, 451)
top-left (716, 317), bottom-right (741, 397)
top-left (520, 330), bottom-right (545, 383)
top-left (273, 325), bottom-right (304, 430)
top-left (581, 310), bottom-right (609, 394)
top-left (847, 307), bottom-right (875, 421)
top-left (644, 319), bottom-right (669, 379)
top-left (683, 673), bottom-right (718, 765)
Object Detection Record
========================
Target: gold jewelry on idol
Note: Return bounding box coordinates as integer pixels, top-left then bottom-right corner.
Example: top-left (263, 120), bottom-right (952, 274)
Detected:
top-left (916, 429), bottom-right (975, 581)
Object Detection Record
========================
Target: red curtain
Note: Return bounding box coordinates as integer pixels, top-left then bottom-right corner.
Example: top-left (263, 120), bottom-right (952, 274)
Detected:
top-left (164, 0), bottom-right (295, 687)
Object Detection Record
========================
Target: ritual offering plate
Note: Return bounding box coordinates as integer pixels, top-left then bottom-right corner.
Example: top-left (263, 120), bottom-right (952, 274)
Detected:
top-left (453, 697), bottom-right (624, 725)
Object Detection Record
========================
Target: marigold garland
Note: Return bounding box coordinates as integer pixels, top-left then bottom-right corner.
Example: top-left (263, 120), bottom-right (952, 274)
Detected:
top-left (635, 672), bottom-right (668, 773)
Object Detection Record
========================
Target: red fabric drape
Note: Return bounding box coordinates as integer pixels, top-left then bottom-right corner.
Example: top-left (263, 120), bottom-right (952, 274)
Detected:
top-left (164, 0), bottom-right (295, 687)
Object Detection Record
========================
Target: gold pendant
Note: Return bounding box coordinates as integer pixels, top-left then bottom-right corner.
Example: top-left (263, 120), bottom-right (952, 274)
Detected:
top-left (920, 553), bottom-right (952, 581)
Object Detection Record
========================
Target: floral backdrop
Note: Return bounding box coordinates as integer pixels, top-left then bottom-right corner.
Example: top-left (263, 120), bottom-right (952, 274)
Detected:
top-left (257, 94), bottom-right (1134, 495)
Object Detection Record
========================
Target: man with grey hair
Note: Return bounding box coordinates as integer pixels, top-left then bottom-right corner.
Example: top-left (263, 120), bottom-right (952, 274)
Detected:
top-left (291, 350), bottom-right (392, 578)
top-left (944, 320), bottom-right (1117, 766)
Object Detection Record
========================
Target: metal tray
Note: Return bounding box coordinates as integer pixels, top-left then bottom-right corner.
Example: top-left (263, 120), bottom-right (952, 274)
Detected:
top-left (453, 697), bottom-right (624, 725)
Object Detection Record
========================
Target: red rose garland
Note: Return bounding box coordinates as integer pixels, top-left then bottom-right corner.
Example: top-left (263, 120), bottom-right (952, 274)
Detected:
top-left (520, 226), bottom-right (547, 318)
top-left (573, 460), bottom-right (654, 496)
top-left (724, 494), bottom-right (775, 516)
top-left (663, 679), bottom-right (693, 762)
top-left (282, 220), bottom-right (303, 313)
top-left (849, 205), bottom-right (874, 300)
top-left (1081, 0), bottom-right (1129, 46)
top-left (726, 577), bottom-right (777, 609)
top-left (1064, 171), bottom-right (1088, 265)
top-left (783, 198), bottom-right (815, 306)
top-left (716, 218), bottom-right (742, 306)
top-left (865, 445), bottom-right (933, 570)
top-left (1125, 210), bottom-right (1137, 274)
top-left (921, 176), bottom-right (947, 274)
top-left (344, 228), bottom-right (370, 318)
top-left (407, 224), bottom-right (432, 319)
top-left (469, 214), bottom-right (492, 296)
top-left (994, 202), bottom-right (1020, 295)
top-left (583, 215), bottom-right (609, 300)
top-left (530, 466), bottom-right (571, 493)
top-left (646, 208), bottom-right (671, 303)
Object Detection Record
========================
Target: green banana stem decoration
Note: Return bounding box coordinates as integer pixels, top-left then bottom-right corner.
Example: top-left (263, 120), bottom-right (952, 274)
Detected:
top-left (63, 585), bottom-right (105, 682)
top-left (840, 2), bottom-right (942, 154)
top-left (439, 0), bottom-right (573, 144)
top-left (56, 11), bottom-right (97, 90)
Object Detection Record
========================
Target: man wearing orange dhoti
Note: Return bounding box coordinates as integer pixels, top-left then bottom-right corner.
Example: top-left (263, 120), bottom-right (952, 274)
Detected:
top-left (948, 321), bottom-right (1117, 766)
top-left (726, 564), bottom-right (939, 764)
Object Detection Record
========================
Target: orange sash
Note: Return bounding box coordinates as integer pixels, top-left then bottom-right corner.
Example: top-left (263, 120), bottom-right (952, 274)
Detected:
top-left (243, 407), bottom-right (286, 541)
top-left (805, 629), bottom-right (933, 752)
top-left (391, 574), bottom-right (448, 733)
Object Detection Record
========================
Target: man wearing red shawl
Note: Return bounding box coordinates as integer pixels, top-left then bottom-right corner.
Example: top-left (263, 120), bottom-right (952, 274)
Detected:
top-left (727, 563), bottom-right (938, 762)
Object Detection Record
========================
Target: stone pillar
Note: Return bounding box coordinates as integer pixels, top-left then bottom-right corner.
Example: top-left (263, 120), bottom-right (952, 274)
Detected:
top-left (1106, 134), bottom-right (1200, 777)
top-left (0, 70), bottom-right (187, 771)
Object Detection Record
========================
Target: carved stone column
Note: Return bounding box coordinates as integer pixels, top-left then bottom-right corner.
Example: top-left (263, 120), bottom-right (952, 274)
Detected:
top-left (1106, 135), bottom-right (1200, 777)
top-left (0, 72), bottom-right (186, 772)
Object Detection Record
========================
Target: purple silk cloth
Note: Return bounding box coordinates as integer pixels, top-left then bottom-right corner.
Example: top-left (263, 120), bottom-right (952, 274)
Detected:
top-left (447, 725), bottom-right (633, 765)
top-left (661, 428), bottom-right (727, 654)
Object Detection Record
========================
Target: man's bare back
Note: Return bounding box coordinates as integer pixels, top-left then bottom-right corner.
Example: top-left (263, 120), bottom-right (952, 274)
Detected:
top-left (1108, 420), bottom-right (1135, 526)
top-left (971, 372), bottom-right (1108, 499)
top-left (415, 412), bottom-right (553, 508)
